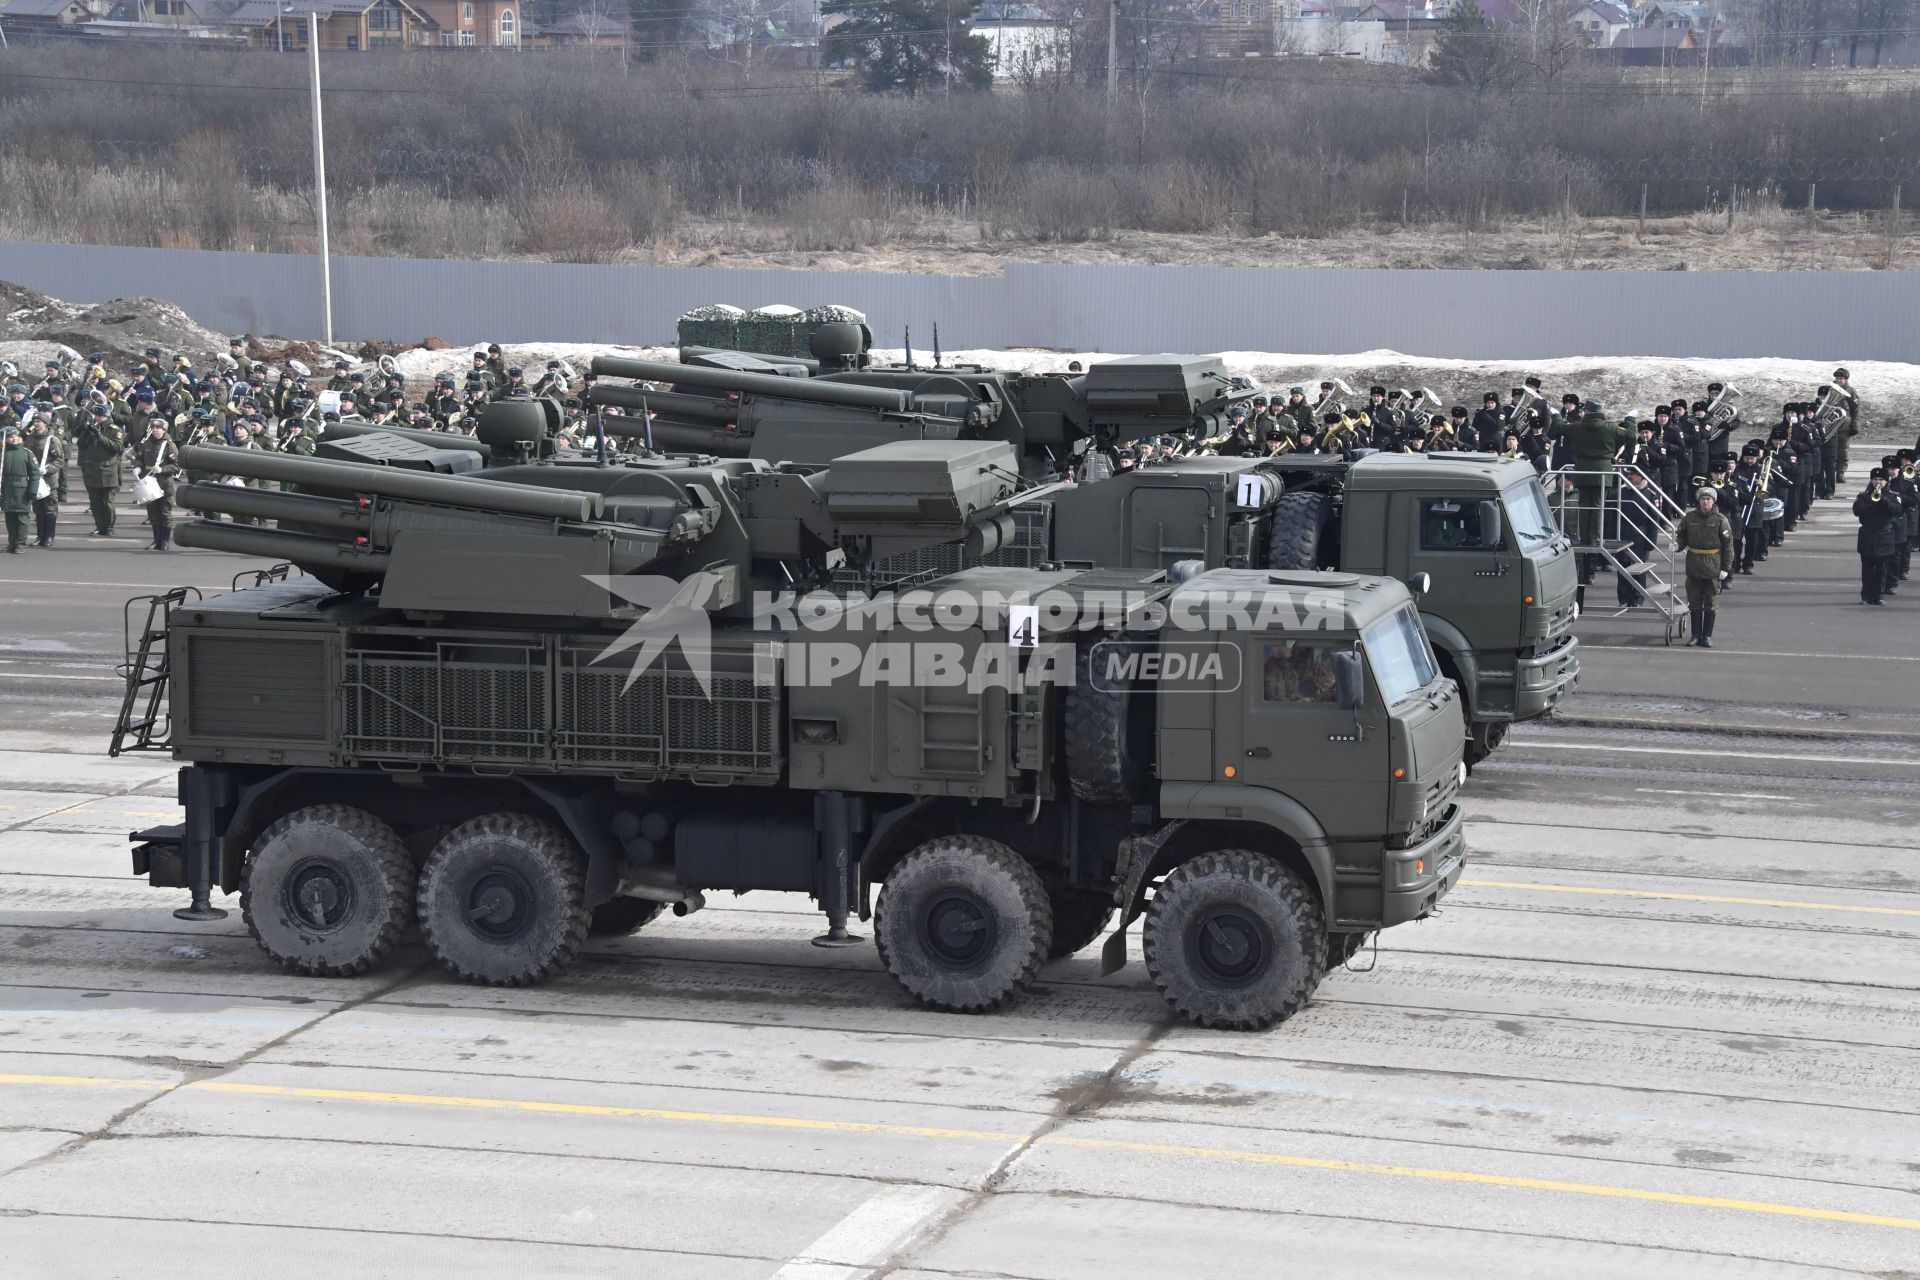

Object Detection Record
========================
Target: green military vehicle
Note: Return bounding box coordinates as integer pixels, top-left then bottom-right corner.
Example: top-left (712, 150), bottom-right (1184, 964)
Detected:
top-left (1249, 452), bottom-right (1579, 763)
top-left (588, 352), bottom-right (1576, 765)
top-left (112, 408), bottom-right (1466, 1030)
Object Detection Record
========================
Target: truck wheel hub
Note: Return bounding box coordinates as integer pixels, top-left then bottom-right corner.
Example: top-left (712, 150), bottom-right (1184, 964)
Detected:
top-left (920, 890), bottom-right (997, 967)
top-left (1187, 907), bottom-right (1269, 988)
top-left (465, 867), bottom-right (535, 941)
top-left (286, 859), bottom-right (355, 932)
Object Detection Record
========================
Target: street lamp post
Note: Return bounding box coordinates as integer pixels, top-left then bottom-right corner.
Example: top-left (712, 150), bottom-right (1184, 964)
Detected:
top-left (308, 10), bottom-right (334, 345)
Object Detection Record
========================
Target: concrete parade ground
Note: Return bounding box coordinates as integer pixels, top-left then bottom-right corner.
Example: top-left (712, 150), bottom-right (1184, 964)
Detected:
top-left (0, 478), bottom-right (1917, 1278)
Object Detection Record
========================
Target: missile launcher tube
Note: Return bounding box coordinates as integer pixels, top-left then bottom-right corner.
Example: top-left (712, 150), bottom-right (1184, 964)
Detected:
top-left (590, 355), bottom-right (909, 412)
top-left (175, 483), bottom-right (375, 532)
top-left (173, 520), bottom-right (392, 570)
top-left (176, 445), bottom-right (602, 522)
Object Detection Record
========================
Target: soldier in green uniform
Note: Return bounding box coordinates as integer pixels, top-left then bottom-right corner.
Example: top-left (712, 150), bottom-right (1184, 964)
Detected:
top-left (1833, 368), bottom-right (1859, 485)
top-left (1675, 486), bottom-right (1734, 647)
top-left (22, 419), bottom-right (64, 548)
top-left (228, 337), bottom-right (255, 384)
top-left (0, 424), bottom-right (32, 554)
top-left (75, 406), bottom-right (124, 537)
top-left (226, 422), bottom-right (267, 525)
top-left (134, 418), bottom-right (180, 551)
top-left (1554, 398), bottom-right (1635, 594)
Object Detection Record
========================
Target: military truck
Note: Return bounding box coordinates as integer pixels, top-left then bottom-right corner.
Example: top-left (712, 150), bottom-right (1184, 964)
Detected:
top-left (112, 408), bottom-right (1466, 1031)
top-left (588, 350), bottom-right (1576, 763)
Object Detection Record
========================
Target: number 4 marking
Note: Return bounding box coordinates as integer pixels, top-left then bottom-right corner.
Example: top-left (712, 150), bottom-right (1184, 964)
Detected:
top-left (1007, 604), bottom-right (1039, 650)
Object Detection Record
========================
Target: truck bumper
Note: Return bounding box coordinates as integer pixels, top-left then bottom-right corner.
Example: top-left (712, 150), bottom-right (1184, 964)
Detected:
top-left (1511, 634), bottom-right (1580, 721)
top-left (1381, 803), bottom-right (1466, 927)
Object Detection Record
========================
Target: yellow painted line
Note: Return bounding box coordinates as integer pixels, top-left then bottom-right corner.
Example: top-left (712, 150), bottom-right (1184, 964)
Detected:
top-left (1046, 1136), bottom-right (1920, 1231)
top-left (0, 1072), bottom-right (174, 1091)
top-left (1460, 879), bottom-right (1920, 920)
top-left (5, 1073), bottom-right (1919, 1232)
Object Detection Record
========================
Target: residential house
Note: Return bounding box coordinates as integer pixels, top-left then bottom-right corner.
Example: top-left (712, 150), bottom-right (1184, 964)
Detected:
top-left (411, 0), bottom-right (518, 47)
top-left (0, 0), bottom-right (96, 35)
top-left (1567, 0), bottom-right (1630, 46)
top-left (533, 8), bottom-right (624, 47)
top-left (109, 0), bottom-right (220, 23)
top-left (973, 1), bottom-right (1068, 80)
top-left (222, 0), bottom-right (437, 48)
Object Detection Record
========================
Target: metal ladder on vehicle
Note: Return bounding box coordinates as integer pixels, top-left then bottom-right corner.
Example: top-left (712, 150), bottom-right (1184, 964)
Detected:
top-left (110, 587), bottom-right (199, 757)
top-left (1547, 466), bottom-right (1689, 645)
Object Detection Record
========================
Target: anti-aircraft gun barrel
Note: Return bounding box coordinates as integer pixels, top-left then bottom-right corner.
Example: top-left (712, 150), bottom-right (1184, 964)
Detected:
top-left (177, 445), bottom-right (603, 522)
top-left (173, 520), bottom-right (392, 570)
top-left (590, 355), bottom-right (911, 412)
top-left (588, 385), bottom-right (735, 423)
top-left (592, 413), bottom-right (752, 458)
top-left (175, 483), bottom-right (375, 532)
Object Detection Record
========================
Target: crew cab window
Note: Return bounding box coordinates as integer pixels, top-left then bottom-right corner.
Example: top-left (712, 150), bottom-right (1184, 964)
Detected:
top-left (1364, 607), bottom-right (1440, 704)
top-left (1420, 497), bottom-right (1489, 550)
top-left (1262, 641), bottom-right (1341, 703)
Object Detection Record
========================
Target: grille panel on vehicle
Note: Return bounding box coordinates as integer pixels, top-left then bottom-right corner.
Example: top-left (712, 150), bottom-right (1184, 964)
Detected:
top-left (187, 635), bottom-right (328, 741)
top-left (342, 638), bottom-right (779, 780)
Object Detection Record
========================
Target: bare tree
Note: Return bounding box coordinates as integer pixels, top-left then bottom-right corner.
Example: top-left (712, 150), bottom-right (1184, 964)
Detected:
top-left (698, 0), bottom-right (788, 84)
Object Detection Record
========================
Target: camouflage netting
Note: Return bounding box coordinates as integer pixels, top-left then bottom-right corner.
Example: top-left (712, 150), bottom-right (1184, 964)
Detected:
top-left (676, 303), bottom-right (871, 360)
top-left (675, 302), bottom-right (745, 352)
top-left (738, 304), bottom-right (806, 358)
top-left (802, 305), bottom-right (867, 327)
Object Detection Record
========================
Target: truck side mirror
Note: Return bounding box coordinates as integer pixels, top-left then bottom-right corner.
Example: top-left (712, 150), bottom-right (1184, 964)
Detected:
top-left (1477, 500), bottom-right (1503, 549)
top-left (1333, 649), bottom-right (1365, 711)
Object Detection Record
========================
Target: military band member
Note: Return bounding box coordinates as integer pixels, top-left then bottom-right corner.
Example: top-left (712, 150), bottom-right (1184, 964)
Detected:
top-left (1856, 468), bottom-right (1903, 605)
top-left (134, 418), bottom-right (180, 552)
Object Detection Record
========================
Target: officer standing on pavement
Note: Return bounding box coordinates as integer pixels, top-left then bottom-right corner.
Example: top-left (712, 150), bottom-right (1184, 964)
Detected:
top-left (1676, 486), bottom-right (1733, 647)
top-left (1855, 468), bottom-right (1903, 605)
top-left (76, 405), bottom-right (124, 537)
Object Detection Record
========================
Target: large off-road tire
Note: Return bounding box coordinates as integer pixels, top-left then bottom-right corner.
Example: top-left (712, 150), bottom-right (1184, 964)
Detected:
top-left (1065, 642), bottom-right (1150, 804)
top-left (588, 896), bottom-right (664, 937)
top-left (416, 814), bottom-right (590, 987)
top-left (874, 835), bottom-right (1053, 1013)
top-left (1144, 849), bottom-right (1325, 1031)
top-left (240, 805), bottom-right (415, 977)
top-left (1046, 885), bottom-right (1116, 959)
top-left (1266, 490), bottom-right (1333, 571)
top-left (1464, 720), bottom-right (1509, 768)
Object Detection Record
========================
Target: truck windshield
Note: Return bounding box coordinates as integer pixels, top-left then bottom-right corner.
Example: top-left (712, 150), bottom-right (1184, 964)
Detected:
top-left (1504, 481), bottom-right (1558, 546)
top-left (1363, 607), bottom-right (1440, 705)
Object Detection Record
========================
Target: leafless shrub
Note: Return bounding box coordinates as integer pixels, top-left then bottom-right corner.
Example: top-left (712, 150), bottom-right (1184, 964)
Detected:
top-left (518, 184), bottom-right (629, 263)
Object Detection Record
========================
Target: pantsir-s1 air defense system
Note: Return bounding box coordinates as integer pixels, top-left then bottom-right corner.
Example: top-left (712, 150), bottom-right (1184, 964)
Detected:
top-left (587, 348), bottom-right (1577, 764)
top-left (114, 407), bottom-right (1466, 1030)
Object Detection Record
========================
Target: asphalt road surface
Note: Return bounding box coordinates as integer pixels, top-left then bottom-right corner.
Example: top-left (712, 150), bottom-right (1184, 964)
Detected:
top-left (2, 482), bottom-right (1918, 1278)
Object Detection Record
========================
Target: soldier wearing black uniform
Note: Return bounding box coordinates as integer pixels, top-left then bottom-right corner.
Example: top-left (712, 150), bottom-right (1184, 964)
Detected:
top-left (1623, 419), bottom-right (1667, 478)
top-left (1761, 434), bottom-right (1794, 545)
top-left (1617, 466), bottom-right (1664, 607)
top-left (1472, 393), bottom-right (1505, 452)
top-left (1789, 407), bottom-right (1818, 520)
top-left (1650, 405), bottom-right (1683, 502)
top-left (1856, 468), bottom-right (1903, 605)
top-left (1364, 386), bottom-right (1396, 450)
top-left (1730, 446), bottom-right (1765, 574)
top-left (1883, 454), bottom-right (1916, 586)
top-left (1707, 459), bottom-right (1741, 590)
